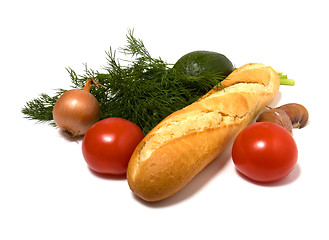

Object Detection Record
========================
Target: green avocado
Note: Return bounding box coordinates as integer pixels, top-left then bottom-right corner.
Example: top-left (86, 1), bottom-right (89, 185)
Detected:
top-left (173, 50), bottom-right (234, 78)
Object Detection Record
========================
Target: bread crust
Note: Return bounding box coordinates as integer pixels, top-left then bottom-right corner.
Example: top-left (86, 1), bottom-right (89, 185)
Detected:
top-left (127, 63), bottom-right (280, 202)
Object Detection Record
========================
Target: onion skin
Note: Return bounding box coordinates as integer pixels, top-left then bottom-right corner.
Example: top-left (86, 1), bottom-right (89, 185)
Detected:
top-left (53, 89), bottom-right (100, 137)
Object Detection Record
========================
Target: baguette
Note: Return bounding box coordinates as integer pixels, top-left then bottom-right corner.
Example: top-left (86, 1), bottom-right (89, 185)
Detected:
top-left (127, 63), bottom-right (280, 202)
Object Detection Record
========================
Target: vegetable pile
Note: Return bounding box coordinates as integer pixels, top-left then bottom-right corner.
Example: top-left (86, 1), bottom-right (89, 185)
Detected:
top-left (22, 29), bottom-right (293, 135)
top-left (22, 29), bottom-right (306, 184)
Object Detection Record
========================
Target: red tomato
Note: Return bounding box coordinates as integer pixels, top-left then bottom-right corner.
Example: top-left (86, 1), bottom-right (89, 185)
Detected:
top-left (82, 118), bottom-right (144, 175)
top-left (232, 122), bottom-right (298, 182)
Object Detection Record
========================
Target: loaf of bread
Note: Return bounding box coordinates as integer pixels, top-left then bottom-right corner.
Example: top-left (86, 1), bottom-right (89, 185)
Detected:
top-left (127, 63), bottom-right (280, 202)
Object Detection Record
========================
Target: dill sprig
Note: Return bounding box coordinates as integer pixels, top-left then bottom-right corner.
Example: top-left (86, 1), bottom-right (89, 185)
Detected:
top-left (22, 29), bottom-right (225, 135)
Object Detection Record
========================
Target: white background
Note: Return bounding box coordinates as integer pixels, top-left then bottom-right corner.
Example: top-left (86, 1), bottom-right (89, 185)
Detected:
top-left (1, 0), bottom-right (328, 239)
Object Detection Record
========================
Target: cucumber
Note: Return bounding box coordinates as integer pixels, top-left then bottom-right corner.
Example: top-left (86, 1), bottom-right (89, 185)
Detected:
top-left (173, 50), bottom-right (234, 78)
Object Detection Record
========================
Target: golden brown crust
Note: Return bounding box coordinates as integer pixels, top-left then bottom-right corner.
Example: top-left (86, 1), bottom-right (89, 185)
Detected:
top-left (127, 63), bottom-right (280, 202)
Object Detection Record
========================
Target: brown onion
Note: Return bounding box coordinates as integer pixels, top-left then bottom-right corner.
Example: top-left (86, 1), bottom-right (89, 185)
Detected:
top-left (256, 108), bottom-right (293, 133)
top-left (277, 103), bottom-right (309, 128)
top-left (53, 78), bottom-right (101, 137)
